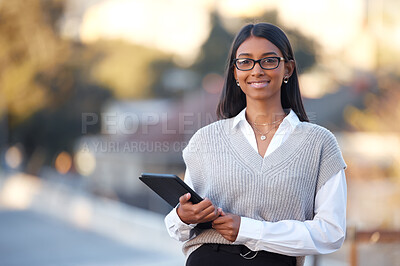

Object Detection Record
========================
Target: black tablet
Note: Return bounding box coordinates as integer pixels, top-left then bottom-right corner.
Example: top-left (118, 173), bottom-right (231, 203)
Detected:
top-left (139, 173), bottom-right (203, 206)
top-left (139, 172), bottom-right (211, 229)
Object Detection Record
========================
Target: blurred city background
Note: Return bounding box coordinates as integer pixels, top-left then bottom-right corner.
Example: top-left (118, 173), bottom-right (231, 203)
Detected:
top-left (0, 0), bottom-right (400, 265)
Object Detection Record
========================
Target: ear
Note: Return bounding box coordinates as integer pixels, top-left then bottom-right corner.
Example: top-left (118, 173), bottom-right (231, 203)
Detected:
top-left (284, 60), bottom-right (295, 78)
top-left (234, 68), bottom-right (238, 81)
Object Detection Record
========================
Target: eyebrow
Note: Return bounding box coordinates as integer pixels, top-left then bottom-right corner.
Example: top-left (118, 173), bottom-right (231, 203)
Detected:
top-left (237, 52), bottom-right (278, 57)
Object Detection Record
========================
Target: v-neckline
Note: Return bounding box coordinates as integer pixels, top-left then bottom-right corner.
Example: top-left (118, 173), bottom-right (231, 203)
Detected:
top-left (218, 120), bottom-right (313, 173)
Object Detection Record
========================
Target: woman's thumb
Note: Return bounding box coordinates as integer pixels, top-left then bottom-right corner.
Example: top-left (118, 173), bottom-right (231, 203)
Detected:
top-left (179, 193), bottom-right (191, 204)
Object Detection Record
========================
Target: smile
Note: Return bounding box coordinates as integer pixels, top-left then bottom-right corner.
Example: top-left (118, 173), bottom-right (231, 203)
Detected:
top-left (247, 80), bottom-right (270, 88)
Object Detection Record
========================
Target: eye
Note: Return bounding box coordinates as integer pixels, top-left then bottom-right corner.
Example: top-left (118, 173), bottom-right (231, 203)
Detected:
top-left (262, 57), bottom-right (278, 64)
top-left (237, 59), bottom-right (252, 66)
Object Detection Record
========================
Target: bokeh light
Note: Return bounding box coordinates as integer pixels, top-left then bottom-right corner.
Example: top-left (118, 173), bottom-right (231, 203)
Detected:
top-left (54, 151), bottom-right (73, 174)
top-left (74, 150), bottom-right (96, 176)
top-left (5, 145), bottom-right (23, 169)
top-left (0, 173), bottom-right (40, 209)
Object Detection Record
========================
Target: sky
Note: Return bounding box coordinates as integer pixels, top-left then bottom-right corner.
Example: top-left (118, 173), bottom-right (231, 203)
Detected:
top-left (61, 0), bottom-right (367, 59)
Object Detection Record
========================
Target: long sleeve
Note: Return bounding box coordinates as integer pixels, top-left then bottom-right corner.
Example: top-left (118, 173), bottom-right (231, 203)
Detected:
top-left (164, 169), bottom-right (196, 241)
top-left (234, 169), bottom-right (347, 256)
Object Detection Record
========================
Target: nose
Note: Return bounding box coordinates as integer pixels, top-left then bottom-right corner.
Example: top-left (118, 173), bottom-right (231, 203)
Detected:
top-left (251, 62), bottom-right (265, 76)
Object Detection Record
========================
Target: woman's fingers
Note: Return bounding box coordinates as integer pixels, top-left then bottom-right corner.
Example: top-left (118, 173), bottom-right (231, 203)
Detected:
top-left (196, 198), bottom-right (214, 210)
top-left (179, 195), bottom-right (240, 241)
top-left (200, 205), bottom-right (221, 222)
top-left (212, 212), bottom-right (241, 242)
top-left (212, 214), bottom-right (229, 225)
top-left (177, 195), bottom-right (221, 224)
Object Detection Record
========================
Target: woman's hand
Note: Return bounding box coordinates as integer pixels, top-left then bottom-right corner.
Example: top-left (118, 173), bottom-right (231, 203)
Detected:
top-left (177, 193), bottom-right (221, 225)
top-left (212, 211), bottom-right (241, 242)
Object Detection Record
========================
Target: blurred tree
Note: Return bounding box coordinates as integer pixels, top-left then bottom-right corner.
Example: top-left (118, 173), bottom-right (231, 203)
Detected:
top-left (0, 0), bottom-right (114, 172)
top-left (0, 0), bottom-right (70, 125)
top-left (191, 13), bottom-right (234, 76)
top-left (149, 13), bottom-right (233, 97)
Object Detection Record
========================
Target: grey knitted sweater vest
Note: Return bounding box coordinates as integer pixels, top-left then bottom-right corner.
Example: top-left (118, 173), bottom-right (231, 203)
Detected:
top-left (181, 118), bottom-right (346, 266)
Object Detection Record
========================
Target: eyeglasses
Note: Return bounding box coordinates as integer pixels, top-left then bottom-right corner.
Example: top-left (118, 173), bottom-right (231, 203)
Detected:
top-left (233, 57), bottom-right (286, 71)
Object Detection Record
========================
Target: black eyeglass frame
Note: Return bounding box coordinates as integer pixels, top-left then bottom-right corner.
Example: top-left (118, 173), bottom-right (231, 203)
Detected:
top-left (233, 56), bottom-right (287, 71)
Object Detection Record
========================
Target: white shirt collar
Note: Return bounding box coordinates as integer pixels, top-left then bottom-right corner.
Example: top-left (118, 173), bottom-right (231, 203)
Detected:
top-left (232, 107), bottom-right (301, 130)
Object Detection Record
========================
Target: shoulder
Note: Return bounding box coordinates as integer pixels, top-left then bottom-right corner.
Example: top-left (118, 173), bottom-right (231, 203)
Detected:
top-left (298, 122), bottom-right (338, 142)
top-left (298, 122), bottom-right (342, 156)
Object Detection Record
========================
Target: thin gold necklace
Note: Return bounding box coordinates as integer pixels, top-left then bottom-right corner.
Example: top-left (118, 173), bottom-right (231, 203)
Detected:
top-left (251, 123), bottom-right (278, 141)
top-left (253, 116), bottom-right (286, 126)
top-left (250, 114), bottom-right (286, 141)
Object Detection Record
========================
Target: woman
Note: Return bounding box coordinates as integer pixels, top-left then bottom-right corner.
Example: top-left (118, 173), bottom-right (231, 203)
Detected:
top-left (165, 22), bottom-right (347, 266)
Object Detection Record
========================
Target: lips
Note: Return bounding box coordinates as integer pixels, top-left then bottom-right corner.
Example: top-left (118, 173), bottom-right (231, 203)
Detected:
top-left (247, 80), bottom-right (270, 88)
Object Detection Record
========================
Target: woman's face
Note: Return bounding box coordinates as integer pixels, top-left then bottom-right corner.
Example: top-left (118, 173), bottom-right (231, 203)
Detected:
top-left (234, 36), bottom-right (291, 104)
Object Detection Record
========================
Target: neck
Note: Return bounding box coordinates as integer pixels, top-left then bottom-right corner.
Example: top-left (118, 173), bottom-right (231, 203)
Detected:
top-left (245, 100), bottom-right (286, 125)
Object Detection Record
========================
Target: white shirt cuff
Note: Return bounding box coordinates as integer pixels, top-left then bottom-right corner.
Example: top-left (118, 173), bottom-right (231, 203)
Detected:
top-left (234, 217), bottom-right (263, 247)
top-left (170, 207), bottom-right (196, 228)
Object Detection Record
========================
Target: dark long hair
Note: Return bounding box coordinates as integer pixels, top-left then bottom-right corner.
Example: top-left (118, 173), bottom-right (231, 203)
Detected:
top-left (216, 23), bottom-right (309, 122)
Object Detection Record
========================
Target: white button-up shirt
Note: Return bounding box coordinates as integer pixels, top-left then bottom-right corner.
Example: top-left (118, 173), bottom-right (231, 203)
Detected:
top-left (165, 108), bottom-right (347, 256)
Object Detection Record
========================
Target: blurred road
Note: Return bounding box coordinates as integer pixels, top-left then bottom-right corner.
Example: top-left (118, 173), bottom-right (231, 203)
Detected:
top-left (0, 173), bottom-right (185, 266)
top-left (0, 209), bottom-right (180, 266)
